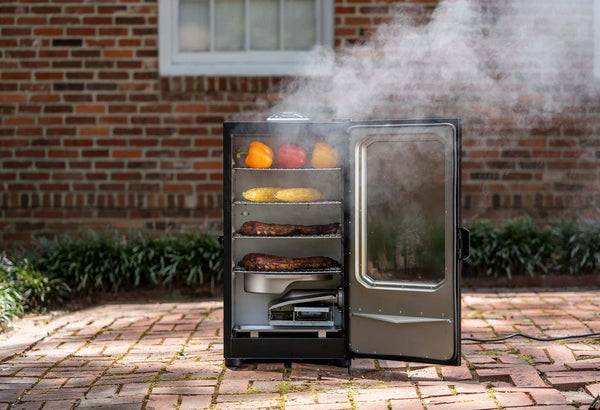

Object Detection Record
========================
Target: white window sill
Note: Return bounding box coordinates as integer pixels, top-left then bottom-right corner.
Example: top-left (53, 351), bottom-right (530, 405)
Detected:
top-left (159, 49), bottom-right (334, 77)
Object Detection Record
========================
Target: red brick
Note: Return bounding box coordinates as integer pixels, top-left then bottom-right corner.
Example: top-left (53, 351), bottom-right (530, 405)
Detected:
top-left (440, 364), bottom-right (473, 381)
top-left (0, 139), bottom-right (29, 147)
top-left (179, 395), bottom-right (213, 410)
top-left (424, 392), bottom-right (495, 408)
top-left (75, 104), bottom-right (106, 114)
top-left (0, 94), bottom-right (26, 103)
top-left (470, 150), bottom-right (499, 158)
top-left (545, 345), bottom-right (575, 365)
top-left (2, 72), bottom-right (31, 80)
top-left (48, 150), bottom-right (78, 158)
top-left (103, 49), bottom-right (134, 58)
top-left (79, 127), bottom-right (110, 136)
top-left (112, 150), bottom-right (143, 158)
top-left (389, 399), bottom-right (425, 410)
top-left (30, 94), bottom-right (60, 103)
top-left (218, 379), bottom-right (249, 394)
top-left (193, 161), bottom-right (222, 170)
top-left (529, 388), bottom-right (567, 406)
top-left (494, 392), bottom-right (533, 407)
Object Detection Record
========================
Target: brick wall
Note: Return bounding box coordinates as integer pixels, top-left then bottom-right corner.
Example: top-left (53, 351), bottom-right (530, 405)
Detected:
top-left (1, 0), bottom-right (599, 249)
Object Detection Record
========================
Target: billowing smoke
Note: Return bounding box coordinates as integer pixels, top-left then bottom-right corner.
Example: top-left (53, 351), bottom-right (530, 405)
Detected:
top-left (272, 0), bottom-right (598, 122)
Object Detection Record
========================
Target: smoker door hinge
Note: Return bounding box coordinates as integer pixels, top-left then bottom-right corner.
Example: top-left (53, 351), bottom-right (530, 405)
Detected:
top-left (457, 227), bottom-right (470, 261)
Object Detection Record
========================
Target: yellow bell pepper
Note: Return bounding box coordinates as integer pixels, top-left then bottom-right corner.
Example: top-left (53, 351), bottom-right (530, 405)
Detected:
top-left (310, 142), bottom-right (338, 168)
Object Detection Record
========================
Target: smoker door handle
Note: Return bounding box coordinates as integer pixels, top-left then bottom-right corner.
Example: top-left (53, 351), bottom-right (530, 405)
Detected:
top-left (457, 227), bottom-right (470, 261)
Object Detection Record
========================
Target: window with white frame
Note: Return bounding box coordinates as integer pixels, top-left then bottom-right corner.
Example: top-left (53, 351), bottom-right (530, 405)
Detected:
top-left (159, 0), bottom-right (334, 76)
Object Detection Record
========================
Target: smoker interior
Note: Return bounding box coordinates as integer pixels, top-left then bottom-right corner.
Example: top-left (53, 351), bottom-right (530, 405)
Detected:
top-left (225, 124), bottom-right (348, 364)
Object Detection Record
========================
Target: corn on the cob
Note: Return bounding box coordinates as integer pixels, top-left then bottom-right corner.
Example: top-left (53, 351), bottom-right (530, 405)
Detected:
top-left (242, 187), bottom-right (283, 202)
top-left (275, 187), bottom-right (322, 202)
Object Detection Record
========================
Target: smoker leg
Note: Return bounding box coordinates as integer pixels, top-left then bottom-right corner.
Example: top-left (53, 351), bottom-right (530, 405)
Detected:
top-left (225, 358), bottom-right (243, 368)
top-left (333, 358), bottom-right (351, 368)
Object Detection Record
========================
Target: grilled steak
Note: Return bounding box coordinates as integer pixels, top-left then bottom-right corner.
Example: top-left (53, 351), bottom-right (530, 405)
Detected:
top-left (238, 253), bottom-right (340, 272)
top-left (237, 221), bottom-right (341, 236)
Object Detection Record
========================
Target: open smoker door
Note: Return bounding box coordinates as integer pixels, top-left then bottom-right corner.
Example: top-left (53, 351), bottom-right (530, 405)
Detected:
top-left (348, 120), bottom-right (462, 365)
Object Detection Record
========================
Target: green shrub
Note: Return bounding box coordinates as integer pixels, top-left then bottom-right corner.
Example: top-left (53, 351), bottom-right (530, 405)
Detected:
top-left (26, 230), bottom-right (223, 295)
top-left (548, 219), bottom-right (600, 275)
top-left (0, 283), bottom-right (23, 328)
top-left (464, 217), bottom-right (600, 278)
top-left (0, 255), bottom-right (69, 329)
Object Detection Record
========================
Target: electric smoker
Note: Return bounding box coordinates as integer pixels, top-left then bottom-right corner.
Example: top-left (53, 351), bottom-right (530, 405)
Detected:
top-left (223, 114), bottom-right (470, 367)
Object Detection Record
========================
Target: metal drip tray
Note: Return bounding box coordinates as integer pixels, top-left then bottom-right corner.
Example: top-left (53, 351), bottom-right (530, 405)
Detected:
top-left (242, 270), bottom-right (336, 294)
top-left (234, 325), bottom-right (342, 338)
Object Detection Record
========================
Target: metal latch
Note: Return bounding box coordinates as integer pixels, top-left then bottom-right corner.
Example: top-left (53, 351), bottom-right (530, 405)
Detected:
top-left (266, 112), bottom-right (310, 122)
top-left (457, 227), bottom-right (470, 261)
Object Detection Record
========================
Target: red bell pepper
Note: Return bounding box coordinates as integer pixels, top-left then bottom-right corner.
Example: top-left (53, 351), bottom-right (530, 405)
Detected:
top-left (277, 143), bottom-right (308, 168)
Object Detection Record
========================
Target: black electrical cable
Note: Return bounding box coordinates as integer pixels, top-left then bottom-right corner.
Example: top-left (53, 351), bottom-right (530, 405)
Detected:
top-left (589, 393), bottom-right (600, 410)
top-left (461, 331), bottom-right (600, 343)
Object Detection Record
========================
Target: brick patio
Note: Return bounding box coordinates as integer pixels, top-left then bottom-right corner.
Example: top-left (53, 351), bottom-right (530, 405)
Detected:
top-left (1, 290), bottom-right (599, 409)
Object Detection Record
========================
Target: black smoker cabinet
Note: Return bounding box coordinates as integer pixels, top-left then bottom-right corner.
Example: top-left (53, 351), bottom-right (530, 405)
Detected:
top-left (223, 115), bottom-right (469, 367)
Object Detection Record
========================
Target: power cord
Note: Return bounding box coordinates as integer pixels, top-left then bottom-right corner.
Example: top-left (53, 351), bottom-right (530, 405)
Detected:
top-left (462, 331), bottom-right (600, 343)
top-left (590, 394), bottom-right (600, 410)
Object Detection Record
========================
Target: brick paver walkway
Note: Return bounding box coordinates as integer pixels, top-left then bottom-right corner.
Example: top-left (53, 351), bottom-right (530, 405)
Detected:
top-left (1, 290), bottom-right (599, 409)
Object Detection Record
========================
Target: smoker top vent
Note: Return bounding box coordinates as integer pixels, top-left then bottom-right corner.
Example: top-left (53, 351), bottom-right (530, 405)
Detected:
top-left (266, 112), bottom-right (310, 122)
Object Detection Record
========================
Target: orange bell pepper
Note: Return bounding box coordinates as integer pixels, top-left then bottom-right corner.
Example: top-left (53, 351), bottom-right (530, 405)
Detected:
top-left (238, 141), bottom-right (274, 168)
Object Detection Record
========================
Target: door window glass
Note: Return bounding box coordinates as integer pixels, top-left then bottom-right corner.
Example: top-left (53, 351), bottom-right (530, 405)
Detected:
top-left (364, 138), bottom-right (446, 284)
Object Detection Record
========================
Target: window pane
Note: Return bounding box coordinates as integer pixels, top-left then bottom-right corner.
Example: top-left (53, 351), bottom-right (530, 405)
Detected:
top-left (215, 0), bottom-right (245, 51)
top-left (365, 139), bottom-right (446, 284)
top-left (285, 0), bottom-right (316, 50)
top-left (179, 0), bottom-right (210, 52)
top-left (250, 0), bottom-right (280, 50)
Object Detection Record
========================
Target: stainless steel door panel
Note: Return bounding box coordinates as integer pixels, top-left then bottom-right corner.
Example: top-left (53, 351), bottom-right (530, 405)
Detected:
top-left (348, 122), bottom-right (460, 363)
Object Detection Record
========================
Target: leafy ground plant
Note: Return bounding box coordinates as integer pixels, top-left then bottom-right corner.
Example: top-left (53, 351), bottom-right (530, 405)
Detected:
top-left (0, 283), bottom-right (23, 329)
top-left (26, 230), bottom-right (223, 296)
top-left (0, 255), bottom-right (69, 329)
top-left (464, 217), bottom-right (600, 278)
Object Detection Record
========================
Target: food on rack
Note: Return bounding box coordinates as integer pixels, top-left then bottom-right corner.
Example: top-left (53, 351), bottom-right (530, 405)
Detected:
top-left (310, 141), bottom-right (339, 168)
top-left (242, 187), bottom-right (284, 202)
top-left (277, 143), bottom-right (307, 168)
top-left (274, 187), bottom-right (322, 202)
top-left (237, 221), bottom-right (341, 236)
top-left (237, 141), bottom-right (274, 168)
top-left (242, 187), bottom-right (322, 203)
top-left (238, 253), bottom-right (340, 271)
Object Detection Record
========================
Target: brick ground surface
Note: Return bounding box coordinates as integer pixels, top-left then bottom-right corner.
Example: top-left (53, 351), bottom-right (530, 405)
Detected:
top-left (1, 290), bottom-right (599, 409)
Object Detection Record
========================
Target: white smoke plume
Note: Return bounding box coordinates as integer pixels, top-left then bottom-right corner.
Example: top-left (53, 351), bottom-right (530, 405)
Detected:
top-left (272, 0), bottom-right (598, 123)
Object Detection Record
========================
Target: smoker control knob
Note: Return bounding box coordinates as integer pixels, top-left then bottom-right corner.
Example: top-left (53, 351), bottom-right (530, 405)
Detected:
top-left (267, 112), bottom-right (310, 122)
